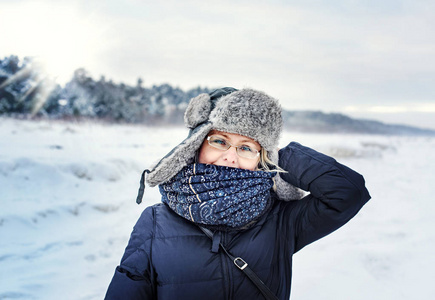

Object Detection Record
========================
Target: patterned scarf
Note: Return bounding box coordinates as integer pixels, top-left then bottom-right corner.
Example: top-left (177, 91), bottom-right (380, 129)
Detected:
top-left (159, 163), bottom-right (276, 230)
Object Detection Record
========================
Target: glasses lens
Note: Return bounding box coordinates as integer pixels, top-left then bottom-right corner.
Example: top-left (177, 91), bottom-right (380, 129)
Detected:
top-left (237, 145), bottom-right (259, 159)
top-left (208, 136), bottom-right (230, 150)
top-left (207, 135), bottom-right (260, 159)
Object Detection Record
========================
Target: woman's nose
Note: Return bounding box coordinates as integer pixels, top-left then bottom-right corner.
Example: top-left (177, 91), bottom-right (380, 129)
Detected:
top-left (222, 146), bottom-right (238, 164)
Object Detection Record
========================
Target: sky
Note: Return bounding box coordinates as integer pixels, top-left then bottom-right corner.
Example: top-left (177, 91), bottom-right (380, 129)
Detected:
top-left (1, 0), bottom-right (435, 129)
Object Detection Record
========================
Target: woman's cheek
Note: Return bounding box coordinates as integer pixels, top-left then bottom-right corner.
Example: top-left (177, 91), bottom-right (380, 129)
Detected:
top-left (198, 145), bottom-right (216, 165)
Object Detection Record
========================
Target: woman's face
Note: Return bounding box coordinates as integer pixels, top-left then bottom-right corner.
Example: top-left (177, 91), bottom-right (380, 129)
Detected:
top-left (198, 130), bottom-right (261, 171)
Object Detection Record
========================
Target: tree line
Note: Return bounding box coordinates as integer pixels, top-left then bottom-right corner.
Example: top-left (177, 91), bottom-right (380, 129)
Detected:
top-left (0, 55), bottom-right (211, 124)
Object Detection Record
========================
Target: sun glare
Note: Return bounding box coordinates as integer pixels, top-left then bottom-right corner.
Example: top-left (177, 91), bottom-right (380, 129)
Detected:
top-left (0, 1), bottom-right (107, 85)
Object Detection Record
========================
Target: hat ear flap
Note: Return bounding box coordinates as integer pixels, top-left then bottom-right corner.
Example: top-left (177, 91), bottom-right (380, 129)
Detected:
top-left (184, 93), bottom-right (212, 129)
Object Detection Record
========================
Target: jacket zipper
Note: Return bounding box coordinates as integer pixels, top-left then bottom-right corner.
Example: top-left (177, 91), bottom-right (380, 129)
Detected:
top-left (221, 232), bottom-right (233, 300)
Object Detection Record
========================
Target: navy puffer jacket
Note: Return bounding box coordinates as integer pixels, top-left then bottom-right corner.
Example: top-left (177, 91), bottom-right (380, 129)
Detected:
top-left (105, 142), bottom-right (371, 299)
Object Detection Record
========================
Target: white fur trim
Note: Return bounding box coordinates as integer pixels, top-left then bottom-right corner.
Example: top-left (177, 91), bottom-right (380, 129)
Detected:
top-left (184, 93), bottom-right (212, 129)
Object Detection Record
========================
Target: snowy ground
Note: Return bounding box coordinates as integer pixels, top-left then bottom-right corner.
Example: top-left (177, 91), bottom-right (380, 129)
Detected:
top-left (0, 117), bottom-right (434, 300)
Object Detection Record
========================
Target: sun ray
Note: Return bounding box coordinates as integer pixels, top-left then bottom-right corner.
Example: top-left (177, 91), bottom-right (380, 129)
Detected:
top-left (30, 78), bottom-right (57, 117)
top-left (0, 57), bottom-right (56, 116)
top-left (0, 65), bottom-right (33, 90)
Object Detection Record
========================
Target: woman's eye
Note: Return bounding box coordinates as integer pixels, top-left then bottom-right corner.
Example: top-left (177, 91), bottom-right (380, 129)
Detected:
top-left (213, 138), bottom-right (227, 146)
top-left (239, 145), bottom-right (253, 152)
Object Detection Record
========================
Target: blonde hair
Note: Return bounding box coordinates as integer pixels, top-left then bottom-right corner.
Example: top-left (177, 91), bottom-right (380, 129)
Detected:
top-left (257, 149), bottom-right (286, 173)
top-left (256, 149), bottom-right (286, 191)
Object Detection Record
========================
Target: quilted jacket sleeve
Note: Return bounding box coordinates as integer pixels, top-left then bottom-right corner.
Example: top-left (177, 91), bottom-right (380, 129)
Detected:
top-left (278, 142), bottom-right (371, 253)
top-left (105, 206), bottom-right (156, 299)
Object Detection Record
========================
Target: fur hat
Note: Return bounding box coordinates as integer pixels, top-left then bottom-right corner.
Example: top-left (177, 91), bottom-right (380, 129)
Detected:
top-left (144, 87), bottom-right (302, 201)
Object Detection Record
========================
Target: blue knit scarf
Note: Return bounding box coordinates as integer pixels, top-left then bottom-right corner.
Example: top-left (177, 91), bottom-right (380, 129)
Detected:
top-left (159, 163), bottom-right (276, 230)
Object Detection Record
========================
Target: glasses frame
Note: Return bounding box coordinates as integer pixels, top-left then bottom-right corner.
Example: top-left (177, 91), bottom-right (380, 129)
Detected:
top-left (206, 135), bottom-right (260, 159)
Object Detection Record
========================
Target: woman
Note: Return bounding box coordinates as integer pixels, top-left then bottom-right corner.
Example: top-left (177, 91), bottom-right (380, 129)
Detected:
top-left (105, 88), bottom-right (371, 299)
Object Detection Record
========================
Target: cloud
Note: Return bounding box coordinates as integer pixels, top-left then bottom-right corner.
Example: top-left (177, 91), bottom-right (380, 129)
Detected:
top-left (1, 0), bottom-right (434, 118)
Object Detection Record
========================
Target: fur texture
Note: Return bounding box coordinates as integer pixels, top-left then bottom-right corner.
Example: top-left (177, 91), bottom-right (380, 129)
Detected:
top-left (184, 93), bottom-right (212, 128)
top-left (209, 89), bottom-right (282, 153)
top-left (146, 122), bottom-right (212, 186)
top-left (145, 88), bottom-right (302, 201)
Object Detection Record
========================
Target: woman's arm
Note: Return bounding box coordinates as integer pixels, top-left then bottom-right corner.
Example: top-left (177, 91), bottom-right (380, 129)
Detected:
top-left (105, 207), bottom-right (156, 299)
top-left (278, 142), bottom-right (371, 252)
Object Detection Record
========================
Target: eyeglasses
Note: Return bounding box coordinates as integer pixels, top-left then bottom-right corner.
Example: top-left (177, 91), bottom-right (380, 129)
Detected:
top-left (206, 135), bottom-right (260, 159)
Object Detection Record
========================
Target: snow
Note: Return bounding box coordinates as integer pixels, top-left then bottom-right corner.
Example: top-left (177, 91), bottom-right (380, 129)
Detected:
top-left (1, 117), bottom-right (434, 299)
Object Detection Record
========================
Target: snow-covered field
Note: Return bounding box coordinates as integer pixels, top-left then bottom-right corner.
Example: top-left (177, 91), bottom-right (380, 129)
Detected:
top-left (0, 117), bottom-right (434, 300)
